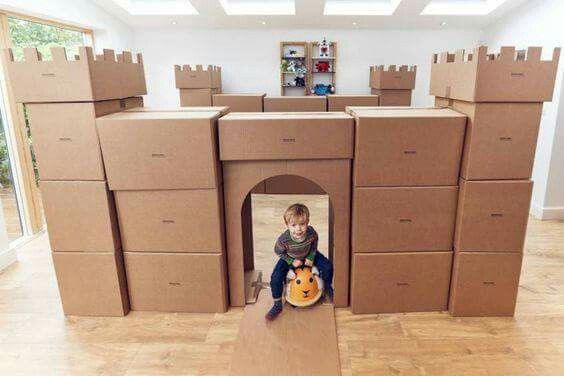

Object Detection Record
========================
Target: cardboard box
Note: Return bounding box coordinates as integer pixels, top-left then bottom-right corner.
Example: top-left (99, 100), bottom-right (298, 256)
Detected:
top-left (449, 251), bottom-right (523, 316)
top-left (174, 64), bottom-right (221, 89)
top-left (124, 252), bottom-right (227, 313)
top-left (179, 88), bottom-right (220, 106)
top-left (26, 100), bottom-right (125, 181)
top-left (352, 186), bottom-right (458, 252)
top-left (351, 252), bottom-right (452, 314)
top-left (219, 112), bottom-right (354, 161)
top-left (121, 96), bottom-right (144, 109)
top-left (455, 179), bottom-right (533, 252)
top-left (350, 108), bottom-right (466, 186)
top-left (4, 46), bottom-right (146, 103)
top-left (41, 181), bottom-right (120, 252)
top-left (115, 188), bottom-right (224, 253)
top-left (369, 65), bottom-right (416, 90)
top-left (212, 93), bottom-right (265, 112)
top-left (430, 46), bottom-right (561, 102)
top-left (222, 159), bottom-right (351, 307)
top-left (97, 111), bottom-right (222, 190)
top-left (435, 98), bottom-right (543, 180)
top-left (125, 106), bottom-right (230, 116)
top-left (264, 175), bottom-right (326, 194)
top-left (263, 96), bottom-right (327, 112)
top-left (327, 95), bottom-right (380, 112)
top-left (52, 252), bottom-right (129, 316)
top-left (370, 89), bottom-right (412, 106)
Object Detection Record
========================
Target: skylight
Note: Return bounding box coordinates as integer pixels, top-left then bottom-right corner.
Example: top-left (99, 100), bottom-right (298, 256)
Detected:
top-left (324, 0), bottom-right (403, 16)
top-left (218, 0), bottom-right (295, 15)
top-left (421, 0), bottom-right (508, 15)
top-left (112, 0), bottom-right (199, 15)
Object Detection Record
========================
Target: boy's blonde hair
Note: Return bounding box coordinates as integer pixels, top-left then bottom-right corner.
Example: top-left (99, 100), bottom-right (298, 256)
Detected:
top-left (283, 203), bottom-right (310, 225)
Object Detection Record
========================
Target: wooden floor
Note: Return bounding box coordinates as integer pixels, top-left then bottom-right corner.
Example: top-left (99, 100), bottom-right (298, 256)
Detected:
top-left (0, 195), bottom-right (563, 375)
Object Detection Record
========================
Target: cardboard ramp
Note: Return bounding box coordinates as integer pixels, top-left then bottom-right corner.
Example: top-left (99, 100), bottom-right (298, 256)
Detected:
top-left (229, 292), bottom-right (341, 376)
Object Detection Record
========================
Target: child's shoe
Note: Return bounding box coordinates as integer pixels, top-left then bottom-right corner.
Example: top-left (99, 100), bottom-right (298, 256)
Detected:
top-left (265, 300), bottom-right (283, 321)
top-left (325, 285), bottom-right (334, 302)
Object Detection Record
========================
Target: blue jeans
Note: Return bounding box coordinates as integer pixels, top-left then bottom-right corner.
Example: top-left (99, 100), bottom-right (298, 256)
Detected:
top-left (270, 252), bottom-right (333, 300)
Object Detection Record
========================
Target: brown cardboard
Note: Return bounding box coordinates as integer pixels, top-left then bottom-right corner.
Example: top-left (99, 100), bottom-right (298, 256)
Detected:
top-left (436, 99), bottom-right (543, 180)
top-left (327, 95), bottom-right (380, 112)
top-left (26, 100), bottom-right (128, 181)
top-left (41, 181), bottom-right (120, 252)
top-left (352, 186), bottom-right (458, 252)
top-left (370, 89), bottom-right (412, 106)
top-left (230, 295), bottom-right (340, 376)
top-left (4, 46), bottom-right (146, 103)
top-left (124, 252), bottom-right (227, 313)
top-left (351, 252), bottom-right (452, 314)
top-left (52, 252), bottom-right (129, 316)
top-left (121, 96), bottom-right (144, 109)
top-left (222, 159), bottom-right (351, 307)
top-left (179, 88), bottom-right (220, 106)
top-left (125, 105), bottom-right (230, 116)
top-left (455, 179), bottom-right (533, 252)
top-left (174, 64), bottom-right (221, 89)
top-left (264, 175), bottom-right (326, 194)
top-left (369, 65), bottom-right (416, 90)
top-left (96, 111), bottom-right (222, 190)
top-left (430, 46), bottom-right (561, 102)
top-left (219, 112), bottom-right (354, 161)
top-left (350, 108), bottom-right (466, 186)
top-left (449, 252), bottom-right (523, 316)
top-left (115, 188), bottom-right (224, 253)
top-left (263, 96), bottom-right (327, 112)
top-left (212, 93), bottom-right (265, 112)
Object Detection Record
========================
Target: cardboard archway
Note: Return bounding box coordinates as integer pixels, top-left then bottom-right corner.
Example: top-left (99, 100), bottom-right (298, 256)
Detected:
top-left (219, 113), bottom-right (353, 307)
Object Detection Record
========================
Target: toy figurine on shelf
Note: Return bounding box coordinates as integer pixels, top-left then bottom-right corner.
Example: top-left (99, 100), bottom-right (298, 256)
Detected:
top-left (287, 60), bottom-right (297, 72)
top-left (311, 84), bottom-right (334, 95)
top-left (319, 38), bottom-right (330, 57)
top-left (294, 76), bottom-right (306, 87)
top-left (281, 59), bottom-right (290, 72)
top-left (315, 61), bottom-right (330, 72)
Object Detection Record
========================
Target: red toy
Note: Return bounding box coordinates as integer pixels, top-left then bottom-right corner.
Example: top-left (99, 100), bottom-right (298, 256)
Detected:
top-left (315, 61), bottom-right (330, 72)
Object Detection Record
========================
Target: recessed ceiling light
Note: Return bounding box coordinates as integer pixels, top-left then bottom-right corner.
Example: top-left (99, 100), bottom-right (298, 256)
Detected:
top-left (111, 0), bottom-right (199, 15)
top-left (261, 20), bottom-right (267, 25)
top-left (352, 21), bottom-right (357, 26)
top-left (171, 20), bottom-right (178, 25)
top-left (440, 21), bottom-right (447, 26)
top-left (422, 0), bottom-right (508, 16)
top-left (324, 0), bottom-right (402, 16)
top-left (219, 0), bottom-right (295, 15)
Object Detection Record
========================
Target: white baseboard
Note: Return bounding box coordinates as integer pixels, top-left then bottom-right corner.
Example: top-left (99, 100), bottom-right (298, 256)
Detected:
top-left (0, 247), bottom-right (17, 272)
top-left (530, 203), bottom-right (564, 220)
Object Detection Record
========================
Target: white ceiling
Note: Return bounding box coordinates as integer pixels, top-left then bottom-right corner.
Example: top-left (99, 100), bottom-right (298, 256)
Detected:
top-left (92, 0), bottom-right (531, 29)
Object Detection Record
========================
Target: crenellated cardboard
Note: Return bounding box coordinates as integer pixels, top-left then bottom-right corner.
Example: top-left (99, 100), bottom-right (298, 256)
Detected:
top-left (430, 46), bottom-right (561, 102)
top-left (3, 46), bottom-right (146, 103)
top-left (174, 64), bottom-right (222, 89)
top-left (369, 64), bottom-right (416, 90)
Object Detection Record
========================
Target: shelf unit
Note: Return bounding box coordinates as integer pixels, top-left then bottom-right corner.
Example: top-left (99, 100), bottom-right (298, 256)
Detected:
top-left (309, 41), bottom-right (337, 95)
top-left (280, 41), bottom-right (309, 96)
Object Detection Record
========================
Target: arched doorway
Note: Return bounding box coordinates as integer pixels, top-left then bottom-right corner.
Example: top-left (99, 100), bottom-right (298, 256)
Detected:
top-left (222, 159), bottom-right (351, 308)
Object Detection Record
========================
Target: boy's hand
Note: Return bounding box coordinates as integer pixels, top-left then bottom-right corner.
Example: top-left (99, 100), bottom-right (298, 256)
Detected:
top-left (304, 259), bottom-right (313, 267)
top-left (292, 259), bottom-right (303, 268)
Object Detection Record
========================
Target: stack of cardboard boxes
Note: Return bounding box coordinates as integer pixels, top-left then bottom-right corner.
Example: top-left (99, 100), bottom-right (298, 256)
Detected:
top-left (369, 65), bottom-right (416, 106)
top-left (349, 108), bottom-right (466, 314)
top-left (327, 94), bottom-right (380, 111)
top-left (96, 110), bottom-right (228, 313)
top-left (213, 93), bottom-right (266, 112)
top-left (431, 46), bottom-right (561, 316)
top-left (4, 46), bottom-right (146, 315)
top-left (175, 64), bottom-right (222, 106)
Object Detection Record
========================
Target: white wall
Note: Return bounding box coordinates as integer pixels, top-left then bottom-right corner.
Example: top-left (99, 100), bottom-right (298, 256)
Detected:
top-left (133, 29), bottom-right (481, 107)
top-left (483, 0), bottom-right (564, 219)
top-left (0, 0), bottom-right (134, 51)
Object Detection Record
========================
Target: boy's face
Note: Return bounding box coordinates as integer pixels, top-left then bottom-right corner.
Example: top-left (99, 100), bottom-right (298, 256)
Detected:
top-left (287, 215), bottom-right (308, 240)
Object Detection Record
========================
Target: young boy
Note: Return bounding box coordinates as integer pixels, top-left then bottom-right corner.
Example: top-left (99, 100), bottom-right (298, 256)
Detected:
top-left (265, 203), bottom-right (333, 321)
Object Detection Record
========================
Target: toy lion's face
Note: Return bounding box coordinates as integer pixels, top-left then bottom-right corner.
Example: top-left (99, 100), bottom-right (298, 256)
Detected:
top-left (286, 266), bottom-right (323, 307)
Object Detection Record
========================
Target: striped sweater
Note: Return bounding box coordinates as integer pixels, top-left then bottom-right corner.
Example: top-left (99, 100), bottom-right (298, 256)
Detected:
top-left (274, 226), bottom-right (318, 265)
